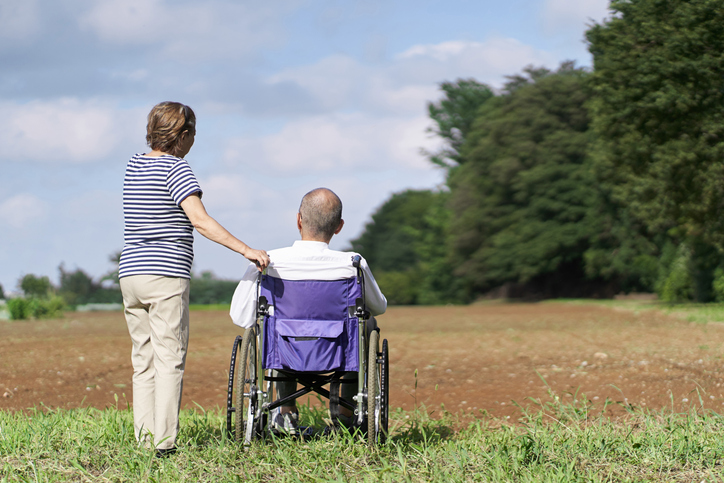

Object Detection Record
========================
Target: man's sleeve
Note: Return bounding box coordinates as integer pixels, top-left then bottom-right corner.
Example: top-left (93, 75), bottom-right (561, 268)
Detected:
top-left (230, 263), bottom-right (260, 328)
top-left (361, 258), bottom-right (387, 316)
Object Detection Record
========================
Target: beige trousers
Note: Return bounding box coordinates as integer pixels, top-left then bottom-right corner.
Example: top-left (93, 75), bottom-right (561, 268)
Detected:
top-left (120, 275), bottom-right (190, 450)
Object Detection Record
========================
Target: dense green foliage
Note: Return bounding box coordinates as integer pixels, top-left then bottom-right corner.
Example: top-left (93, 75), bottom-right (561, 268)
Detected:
top-left (7, 274), bottom-right (66, 320)
top-left (585, 0), bottom-right (724, 302)
top-left (448, 64), bottom-right (602, 297)
top-left (6, 295), bottom-right (65, 320)
top-left (19, 274), bottom-right (52, 298)
top-left (350, 190), bottom-right (465, 304)
top-left (587, 0), bottom-right (724, 247)
top-left (352, 0), bottom-right (724, 304)
top-left (425, 79), bottom-right (495, 168)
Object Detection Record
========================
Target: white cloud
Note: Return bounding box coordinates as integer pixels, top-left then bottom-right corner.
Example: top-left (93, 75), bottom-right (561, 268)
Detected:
top-left (269, 37), bottom-right (557, 119)
top-left (78, 0), bottom-right (297, 60)
top-left (0, 193), bottom-right (48, 229)
top-left (198, 174), bottom-right (300, 243)
top-left (269, 55), bottom-right (368, 112)
top-left (542, 0), bottom-right (610, 32)
top-left (64, 190), bottom-right (120, 223)
top-left (394, 38), bottom-right (558, 87)
top-left (223, 114), bottom-right (440, 174)
top-left (271, 55), bottom-right (437, 115)
top-left (0, 0), bottom-right (40, 41)
top-left (200, 174), bottom-right (255, 211)
top-left (0, 99), bottom-right (142, 164)
top-left (397, 41), bottom-right (472, 62)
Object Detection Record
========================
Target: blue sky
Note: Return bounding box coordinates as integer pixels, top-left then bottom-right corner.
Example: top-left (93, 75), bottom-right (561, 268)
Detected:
top-left (0, 0), bottom-right (610, 292)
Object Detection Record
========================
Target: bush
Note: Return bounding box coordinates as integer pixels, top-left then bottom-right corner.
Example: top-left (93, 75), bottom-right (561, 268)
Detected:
top-left (658, 244), bottom-right (693, 303)
top-left (712, 268), bottom-right (724, 302)
top-left (7, 298), bottom-right (31, 320)
top-left (7, 296), bottom-right (65, 320)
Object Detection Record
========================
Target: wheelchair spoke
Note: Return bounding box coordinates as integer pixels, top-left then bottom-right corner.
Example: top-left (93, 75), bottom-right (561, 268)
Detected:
top-left (233, 328), bottom-right (259, 444)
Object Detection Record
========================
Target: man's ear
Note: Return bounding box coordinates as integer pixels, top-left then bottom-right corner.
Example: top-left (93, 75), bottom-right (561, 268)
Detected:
top-left (334, 219), bottom-right (344, 235)
top-left (297, 212), bottom-right (303, 233)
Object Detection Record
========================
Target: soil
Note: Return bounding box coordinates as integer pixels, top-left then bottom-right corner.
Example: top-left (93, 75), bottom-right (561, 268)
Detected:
top-left (2, 303), bottom-right (723, 421)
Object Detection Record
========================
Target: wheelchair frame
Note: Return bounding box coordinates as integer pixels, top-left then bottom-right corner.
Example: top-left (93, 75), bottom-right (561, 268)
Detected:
top-left (226, 255), bottom-right (389, 447)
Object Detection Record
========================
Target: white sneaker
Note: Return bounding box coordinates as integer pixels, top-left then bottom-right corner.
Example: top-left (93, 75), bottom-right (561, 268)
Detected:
top-left (271, 408), bottom-right (299, 435)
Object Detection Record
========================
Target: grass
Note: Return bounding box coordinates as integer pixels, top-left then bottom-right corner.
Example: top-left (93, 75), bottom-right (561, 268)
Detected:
top-left (188, 304), bottom-right (231, 312)
top-left (554, 298), bottom-right (724, 325)
top-left (3, 397), bottom-right (724, 482)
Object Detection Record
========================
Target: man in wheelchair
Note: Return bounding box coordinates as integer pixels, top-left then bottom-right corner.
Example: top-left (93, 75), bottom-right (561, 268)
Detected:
top-left (229, 188), bottom-right (387, 437)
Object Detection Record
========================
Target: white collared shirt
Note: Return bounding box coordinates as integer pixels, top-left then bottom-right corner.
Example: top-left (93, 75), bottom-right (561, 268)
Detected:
top-left (229, 240), bottom-right (387, 328)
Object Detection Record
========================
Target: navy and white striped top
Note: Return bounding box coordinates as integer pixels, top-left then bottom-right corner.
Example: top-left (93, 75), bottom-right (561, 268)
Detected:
top-left (119, 154), bottom-right (203, 279)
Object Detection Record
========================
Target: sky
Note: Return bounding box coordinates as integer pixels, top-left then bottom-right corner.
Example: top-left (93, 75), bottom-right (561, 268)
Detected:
top-left (0, 0), bottom-right (611, 293)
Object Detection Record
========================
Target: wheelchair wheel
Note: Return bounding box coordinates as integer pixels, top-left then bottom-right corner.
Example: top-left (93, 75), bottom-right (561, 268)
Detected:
top-left (380, 338), bottom-right (389, 443)
top-left (235, 327), bottom-right (259, 443)
top-left (226, 335), bottom-right (242, 438)
top-left (367, 329), bottom-right (383, 447)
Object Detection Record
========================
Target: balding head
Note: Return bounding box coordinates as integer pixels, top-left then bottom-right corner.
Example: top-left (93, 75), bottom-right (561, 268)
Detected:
top-left (298, 188), bottom-right (344, 242)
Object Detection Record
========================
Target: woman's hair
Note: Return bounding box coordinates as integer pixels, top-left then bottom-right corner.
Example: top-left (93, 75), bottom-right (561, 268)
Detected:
top-left (146, 102), bottom-right (196, 157)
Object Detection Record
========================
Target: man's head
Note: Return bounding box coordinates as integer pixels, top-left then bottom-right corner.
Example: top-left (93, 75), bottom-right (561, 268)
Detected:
top-left (297, 188), bottom-right (344, 243)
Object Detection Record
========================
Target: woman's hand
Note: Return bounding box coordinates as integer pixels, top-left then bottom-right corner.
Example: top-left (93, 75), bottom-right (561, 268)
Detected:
top-left (242, 248), bottom-right (270, 271)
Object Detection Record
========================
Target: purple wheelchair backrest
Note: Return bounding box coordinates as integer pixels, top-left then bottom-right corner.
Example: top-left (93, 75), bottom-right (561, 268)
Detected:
top-left (260, 275), bottom-right (362, 372)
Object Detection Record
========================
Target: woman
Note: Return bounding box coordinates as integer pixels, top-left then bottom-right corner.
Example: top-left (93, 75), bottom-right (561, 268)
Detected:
top-left (119, 101), bottom-right (269, 457)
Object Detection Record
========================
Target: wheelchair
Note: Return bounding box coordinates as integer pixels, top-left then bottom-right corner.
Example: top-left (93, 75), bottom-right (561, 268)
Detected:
top-left (226, 255), bottom-right (389, 447)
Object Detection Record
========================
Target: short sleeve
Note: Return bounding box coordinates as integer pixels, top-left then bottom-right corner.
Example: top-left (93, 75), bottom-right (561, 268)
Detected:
top-left (167, 159), bottom-right (202, 206)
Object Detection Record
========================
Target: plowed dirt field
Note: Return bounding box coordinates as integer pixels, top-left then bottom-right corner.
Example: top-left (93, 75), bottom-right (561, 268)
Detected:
top-left (2, 303), bottom-right (723, 420)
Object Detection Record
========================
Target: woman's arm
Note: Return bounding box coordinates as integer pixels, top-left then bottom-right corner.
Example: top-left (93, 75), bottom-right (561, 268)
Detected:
top-left (180, 193), bottom-right (269, 269)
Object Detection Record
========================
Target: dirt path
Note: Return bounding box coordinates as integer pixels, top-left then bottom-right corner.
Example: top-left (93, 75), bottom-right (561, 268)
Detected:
top-left (1, 303), bottom-right (723, 421)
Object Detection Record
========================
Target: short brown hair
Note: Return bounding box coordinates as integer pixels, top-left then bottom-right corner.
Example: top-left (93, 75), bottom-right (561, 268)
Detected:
top-left (146, 102), bottom-right (196, 157)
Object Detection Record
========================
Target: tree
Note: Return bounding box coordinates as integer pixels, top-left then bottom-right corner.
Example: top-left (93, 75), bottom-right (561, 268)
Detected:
top-left (58, 265), bottom-right (95, 307)
top-left (0, 283), bottom-right (4, 300)
top-left (586, 0), bottom-right (724, 249)
top-left (447, 63), bottom-right (604, 297)
top-left (348, 189), bottom-right (464, 304)
top-left (189, 271), bottom-right (238, 305)
top-left (351, 190), bottom-right (439, 272)
top-left (20, 274), bottom-right (52, 298)
top-left (58, 263), bottom-right (122, 307)
top-left (425, 79), bottom-right (495, 168)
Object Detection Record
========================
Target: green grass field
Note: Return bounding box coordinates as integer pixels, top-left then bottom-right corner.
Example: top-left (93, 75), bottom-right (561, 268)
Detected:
top-left (3, 399), bottom-right (724, 482)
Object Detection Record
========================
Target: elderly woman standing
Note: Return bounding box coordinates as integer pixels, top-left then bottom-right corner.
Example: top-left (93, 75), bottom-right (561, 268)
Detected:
top-left (119, 101), bottom-right (269, 457)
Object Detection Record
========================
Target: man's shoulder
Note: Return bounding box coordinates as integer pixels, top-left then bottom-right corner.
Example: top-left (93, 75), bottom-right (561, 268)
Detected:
top-left (265, 243), bottom-right (362, 280)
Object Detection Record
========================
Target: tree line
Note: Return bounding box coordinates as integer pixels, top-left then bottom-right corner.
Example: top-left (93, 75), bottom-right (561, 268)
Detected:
top-left (2, 255), bottom-right (240, 319)
top-left (350, 0), bottom-right (724, 305)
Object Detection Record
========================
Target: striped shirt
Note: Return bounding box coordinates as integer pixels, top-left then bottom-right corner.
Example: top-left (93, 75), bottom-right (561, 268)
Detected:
top-left (119, 153), bottom-right (202, 279)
